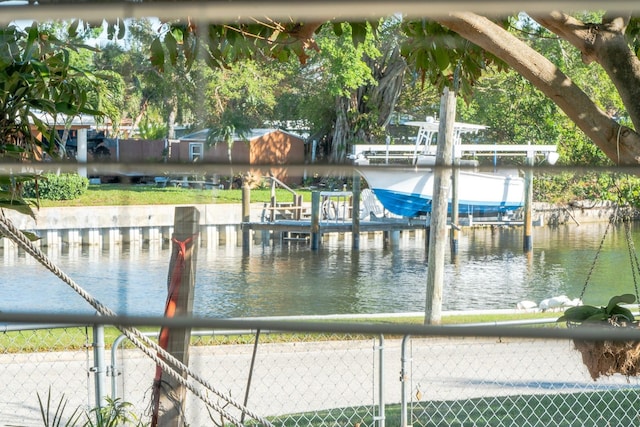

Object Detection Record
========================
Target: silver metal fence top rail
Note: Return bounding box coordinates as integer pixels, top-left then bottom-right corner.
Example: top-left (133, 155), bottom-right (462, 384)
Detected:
top-left (4, 1), bottom-right (640, 25)
top-left (2, 311), bottom-right (640, 342)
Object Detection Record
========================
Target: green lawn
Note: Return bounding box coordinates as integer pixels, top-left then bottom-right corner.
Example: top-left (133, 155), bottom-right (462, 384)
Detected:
top-left (35, 184), bottom-right (313, 207)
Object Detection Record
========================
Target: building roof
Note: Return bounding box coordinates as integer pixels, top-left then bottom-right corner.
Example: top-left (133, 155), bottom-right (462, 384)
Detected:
top-left (179, 128), bottom-right (305, 143)
top-left (30, 111), bottom-right (96, 128)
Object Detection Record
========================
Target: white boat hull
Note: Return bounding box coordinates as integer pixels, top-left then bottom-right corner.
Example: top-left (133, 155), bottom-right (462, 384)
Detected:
top-left (357, 167), bottom-right (525, 218)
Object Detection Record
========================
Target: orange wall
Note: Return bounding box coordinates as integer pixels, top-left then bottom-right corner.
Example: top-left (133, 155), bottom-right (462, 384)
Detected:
top-left (250, 131), bottom-right (305, 184)
top-left (173, 130), bottom-right (305, 185)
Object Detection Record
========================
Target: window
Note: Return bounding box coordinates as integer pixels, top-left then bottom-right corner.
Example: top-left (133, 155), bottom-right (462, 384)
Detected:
top-left (189, 142), bottom-right (203, 162)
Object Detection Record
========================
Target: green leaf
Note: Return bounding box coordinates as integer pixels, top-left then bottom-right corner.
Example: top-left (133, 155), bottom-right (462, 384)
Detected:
top-left (609, 305), bottom-right (635, 322)
top-left (150, 38), bottom-right (165, 71)
top-left (434, 47), bottom-right (450, 72)
top-left (606, 294), bottom-right (636, 314)
top-left (584, 312), bottom-right (609, 322)
top-left (559, 305), bottom-right (605, 323)
top-left (0, 197), bottom-right (36, 219)
top-left (68, 20), bottom-right (79, 38)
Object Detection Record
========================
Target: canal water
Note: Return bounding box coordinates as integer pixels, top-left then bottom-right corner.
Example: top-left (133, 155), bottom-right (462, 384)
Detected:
top-left (2, 221), bottom-right (640, 317)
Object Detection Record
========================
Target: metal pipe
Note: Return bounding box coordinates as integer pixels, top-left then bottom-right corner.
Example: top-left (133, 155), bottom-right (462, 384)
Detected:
top-left (400, 334), bottom-right (411, 427)
top-left (378, 334), bottom-right (385, 427)
top-left (92, 322), bottom-right (106, 413)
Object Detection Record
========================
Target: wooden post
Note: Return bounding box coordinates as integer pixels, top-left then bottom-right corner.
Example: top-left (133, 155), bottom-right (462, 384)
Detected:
top-left (154, 206), bottom-right (199, 427)
top-left (311, 191), bottom-right (320, 250)
top-left (352, 173), bottom-right (361, 250)
top-left (425, 87), bottom-right (456, 325)
top-left (242, 181), bottom-right (251, 254)
top-left (523, 150), bottom-right (534, 252)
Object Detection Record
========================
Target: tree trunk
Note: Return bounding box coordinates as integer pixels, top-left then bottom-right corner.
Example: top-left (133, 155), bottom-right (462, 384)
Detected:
top-left (331, 96), bottom-right (350, 162)
top-left (438, 12), bottom-right (640, 165)
top-left (367, 45), bottom-right (407, 128)
top-left (130, 98), bottom-right (149, 139)
top-left (167, 96), bottom-right (178, 140)
top-left (329, 44), bottom-right (407, 162)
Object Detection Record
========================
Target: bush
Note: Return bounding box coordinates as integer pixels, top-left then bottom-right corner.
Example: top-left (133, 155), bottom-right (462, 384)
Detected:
top-left (24, 173), bottom-right (89, 201)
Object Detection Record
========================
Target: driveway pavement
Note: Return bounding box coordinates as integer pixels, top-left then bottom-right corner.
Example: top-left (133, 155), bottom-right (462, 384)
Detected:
top-left (1, 336), bottom-right (638, 426)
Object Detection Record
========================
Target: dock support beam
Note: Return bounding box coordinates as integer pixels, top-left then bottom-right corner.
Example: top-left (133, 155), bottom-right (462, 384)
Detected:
top-left (352, 173), bottom-right (361, 250)
top-left (242, 181), bottom-right (251, 255)
top-left (523, 150), bottom-right (534, 253)
top-left (450, 155), bottom-right (460, 256)
top-left (311, 191), bottom-right (321, 250)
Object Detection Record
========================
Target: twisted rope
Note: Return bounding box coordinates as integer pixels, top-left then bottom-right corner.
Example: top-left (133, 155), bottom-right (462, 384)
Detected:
top-left (0, 212), bottom-right (272, 426)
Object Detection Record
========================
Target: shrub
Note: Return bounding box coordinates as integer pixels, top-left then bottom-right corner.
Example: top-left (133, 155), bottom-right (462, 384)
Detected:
top-left (24, 173), bottom-right (89, 201)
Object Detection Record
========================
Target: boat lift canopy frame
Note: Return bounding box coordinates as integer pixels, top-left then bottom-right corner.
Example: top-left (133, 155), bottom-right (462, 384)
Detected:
top-left (351, 120), bottom-right (558, 163)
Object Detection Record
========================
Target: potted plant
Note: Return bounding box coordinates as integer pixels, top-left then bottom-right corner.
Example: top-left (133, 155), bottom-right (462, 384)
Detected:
top-left (558, 294), bottom-right (640, 380)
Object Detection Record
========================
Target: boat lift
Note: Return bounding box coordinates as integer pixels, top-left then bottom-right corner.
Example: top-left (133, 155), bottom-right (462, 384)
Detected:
top-left (351, 120), bottom-right (559, 165)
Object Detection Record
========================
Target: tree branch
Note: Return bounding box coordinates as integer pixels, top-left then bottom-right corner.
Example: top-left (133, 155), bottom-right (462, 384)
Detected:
top-left (438, 11), bottom-right (640, 165)
top-left (531, 11), bottom-right (640, 131)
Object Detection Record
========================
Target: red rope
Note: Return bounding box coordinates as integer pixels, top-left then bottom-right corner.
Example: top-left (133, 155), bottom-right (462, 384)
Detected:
top-left (151, 234), bottom-right (196, 426)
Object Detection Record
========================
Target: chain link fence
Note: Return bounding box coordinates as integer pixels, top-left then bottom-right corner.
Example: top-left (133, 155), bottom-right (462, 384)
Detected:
top-left (0, 325), bottom-right (95, 426)
top-left (403, 335), bottom-right (640, 426)
top-left (1, 318), bottom-right (640, 426)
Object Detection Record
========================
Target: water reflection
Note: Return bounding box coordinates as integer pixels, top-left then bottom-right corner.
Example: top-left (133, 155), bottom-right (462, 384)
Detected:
top-left (1, 221), bottom-right (639, 317)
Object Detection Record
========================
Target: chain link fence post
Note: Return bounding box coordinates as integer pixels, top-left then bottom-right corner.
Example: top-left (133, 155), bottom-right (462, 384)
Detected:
top-left (92, 321), bottom-right (107, 413)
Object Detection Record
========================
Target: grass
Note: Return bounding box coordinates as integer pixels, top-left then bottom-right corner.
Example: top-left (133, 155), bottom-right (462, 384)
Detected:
top-left (35, 184), bottom-right (313, 207)
top-left (269, 389), bottom-right (640, 426)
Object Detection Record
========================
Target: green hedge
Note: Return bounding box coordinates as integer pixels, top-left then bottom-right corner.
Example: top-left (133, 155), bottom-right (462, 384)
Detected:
top-left (23, 173), bottom-right (89, 201)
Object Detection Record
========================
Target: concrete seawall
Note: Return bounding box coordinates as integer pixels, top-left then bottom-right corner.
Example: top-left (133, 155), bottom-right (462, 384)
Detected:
top-left (0, 201), bottom-right (620, 250)
top-left (533, 201), bottom-right (620, 226)
top-left (2, 203), bottom-right (268, 249)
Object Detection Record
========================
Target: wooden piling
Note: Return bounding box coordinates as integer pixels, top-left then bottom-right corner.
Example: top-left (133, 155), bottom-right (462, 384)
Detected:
top-left (352, 173), bottom-right (361, 250)
top-left (450, 156), bottom-right (460, 256)
top-left (153, 206), bottom-right (199, 427)
top-left (523, 153), bottom-right (534, 252)
top-left (425, 87), bottom-right (456, 326)
top-left (311, 191), bottom-right (320, 250)
top-left (242, 182), bottom-right (251, 254)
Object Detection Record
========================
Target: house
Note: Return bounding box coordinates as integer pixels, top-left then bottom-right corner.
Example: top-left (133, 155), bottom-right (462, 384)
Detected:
top-left (174, 128), bottom-right (306, 185)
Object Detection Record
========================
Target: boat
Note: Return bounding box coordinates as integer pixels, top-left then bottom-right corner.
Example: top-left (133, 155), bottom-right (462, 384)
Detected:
top-left (353, 120), bottom-right (526, 218)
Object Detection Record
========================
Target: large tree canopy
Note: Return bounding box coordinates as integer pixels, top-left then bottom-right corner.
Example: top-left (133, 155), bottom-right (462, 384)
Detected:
top-left (3, 5), bottom-right (640, 166)
top-left (147, 11), bottom-right (640, 165)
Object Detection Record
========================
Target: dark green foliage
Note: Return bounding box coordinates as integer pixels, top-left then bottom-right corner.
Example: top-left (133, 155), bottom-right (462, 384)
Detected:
top-left (558, 294), bottom-right (636, 325)
top-left (23, 173), bottom-right (89, 201)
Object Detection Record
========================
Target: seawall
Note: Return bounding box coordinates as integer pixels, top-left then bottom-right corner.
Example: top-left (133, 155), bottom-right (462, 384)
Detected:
top-left (1, 203), bottom-right (267, 249)
top-left (0, 201), bottom-right (620, 251)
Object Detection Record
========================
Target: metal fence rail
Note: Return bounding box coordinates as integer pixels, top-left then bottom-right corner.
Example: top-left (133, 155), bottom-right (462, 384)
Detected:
top-left (1, 314), bottom-right (640, 426)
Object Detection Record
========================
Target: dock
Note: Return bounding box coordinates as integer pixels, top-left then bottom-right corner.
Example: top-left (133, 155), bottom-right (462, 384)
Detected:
top-left (244, 218), bottom-right (427, 234)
